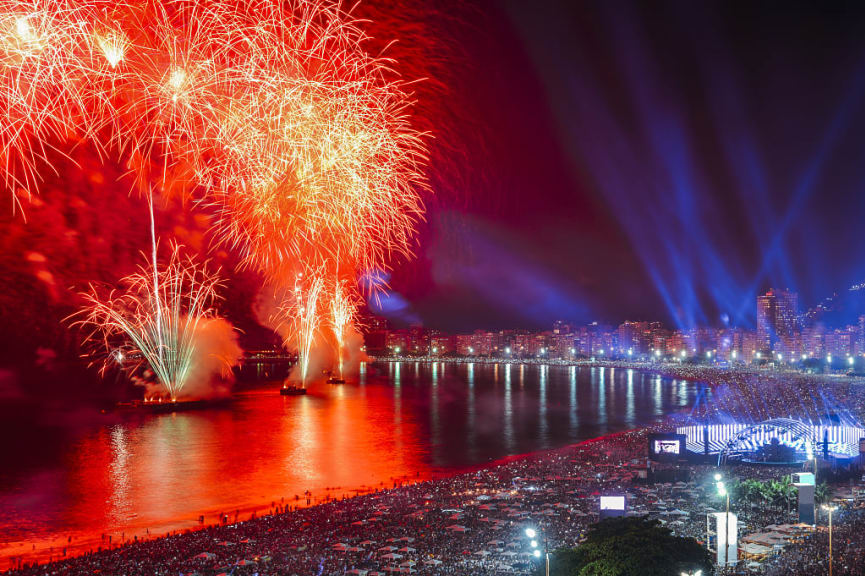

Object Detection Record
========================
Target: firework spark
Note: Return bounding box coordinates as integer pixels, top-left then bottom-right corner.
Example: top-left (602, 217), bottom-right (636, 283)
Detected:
top-left (329, 277), bottom-right (359, 377)
top-left (277, 268), bottom-right (325, 387)
top-left (3, 1), bottom-right (428, 398)
top-left (0, 0), bottom-right (427, 282)
top-left (73, 244), bottom-right (229, 401)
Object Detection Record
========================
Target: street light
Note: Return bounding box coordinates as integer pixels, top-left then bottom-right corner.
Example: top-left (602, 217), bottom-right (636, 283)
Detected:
top-left (715, 475), bottom-right (730, 573)
top-left (681, 571), bottom-right (702, 576)
top-left (525, 527), bottom-right (549, 576)
top-left (822, 504), bottom-right (837, 576)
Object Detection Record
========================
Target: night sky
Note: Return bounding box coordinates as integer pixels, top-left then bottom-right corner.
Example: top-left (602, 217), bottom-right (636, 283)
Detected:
top-left (5, 1), bottom-right (865, 387)
top-left (379, 0), bottom-right (865, 331)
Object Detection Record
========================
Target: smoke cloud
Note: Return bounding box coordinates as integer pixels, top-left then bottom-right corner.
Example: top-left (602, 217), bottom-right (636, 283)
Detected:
top-left (136, 317), bottom-right (243, 400)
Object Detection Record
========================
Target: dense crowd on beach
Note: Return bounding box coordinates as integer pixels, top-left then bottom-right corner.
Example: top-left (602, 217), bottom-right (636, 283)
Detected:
top-left (8, 365), bottom-right (865, 575)
top-left (7, 423), bottom-right (865, 576)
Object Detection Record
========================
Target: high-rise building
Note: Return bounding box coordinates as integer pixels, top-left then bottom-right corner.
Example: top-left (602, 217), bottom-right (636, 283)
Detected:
top-left (757, 288), bottom-right (799, 352)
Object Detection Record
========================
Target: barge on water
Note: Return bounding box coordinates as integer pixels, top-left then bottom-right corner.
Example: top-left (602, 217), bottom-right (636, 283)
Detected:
top-left (112, 398), bottom-right (230, 413)
top-left (279, 385), bottom-right (307, 396)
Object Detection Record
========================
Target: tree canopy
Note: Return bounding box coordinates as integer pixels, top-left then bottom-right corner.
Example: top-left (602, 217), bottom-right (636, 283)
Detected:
top-left (540, 517), bottom-right (713, 576)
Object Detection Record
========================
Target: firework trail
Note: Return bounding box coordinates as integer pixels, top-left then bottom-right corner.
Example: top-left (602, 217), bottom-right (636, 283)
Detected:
top-left (73, 244), bottom-right (234, 401)
top-left (277, 268), bottom-right (325, 387)
top-left (329, 277), bottom-right (359, 377)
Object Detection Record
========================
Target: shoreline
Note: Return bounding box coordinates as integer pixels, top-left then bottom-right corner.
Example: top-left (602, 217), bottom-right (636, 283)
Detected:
top-left (8, 363), bottom-right (865, 574)
top-left (2, 425), bottom-right (648, 573)
top-left (7, 412), bottom-right (865, 576)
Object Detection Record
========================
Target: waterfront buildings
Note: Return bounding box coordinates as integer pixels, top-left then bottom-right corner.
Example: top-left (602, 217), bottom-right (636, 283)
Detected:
top-left (362, 287), bottom-right (865, 365)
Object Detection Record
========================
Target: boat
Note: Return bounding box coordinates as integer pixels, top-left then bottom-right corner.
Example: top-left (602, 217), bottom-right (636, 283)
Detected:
top-left (327, 377), bottom-right (346, 384)
top-left (280, 385), bottom-right (307, 396)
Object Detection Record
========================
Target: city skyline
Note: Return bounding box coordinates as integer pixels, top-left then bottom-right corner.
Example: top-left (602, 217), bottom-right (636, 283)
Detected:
top-left (365, 286), bottom-right (865, 365)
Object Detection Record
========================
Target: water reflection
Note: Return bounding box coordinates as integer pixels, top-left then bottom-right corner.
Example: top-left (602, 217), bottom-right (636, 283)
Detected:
top-left (0, 363), bottom-right (703, 566)
top-left (504, 364), bottom-right (514, 452)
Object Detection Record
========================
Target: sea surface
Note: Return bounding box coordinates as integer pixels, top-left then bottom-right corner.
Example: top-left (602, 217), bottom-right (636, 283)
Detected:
top-left (0, 362), bottom-right (706, 566)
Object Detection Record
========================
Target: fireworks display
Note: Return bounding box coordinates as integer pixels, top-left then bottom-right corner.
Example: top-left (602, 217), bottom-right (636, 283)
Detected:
top-left (329, 277), bottom-right (359, 378)
top-left (0, 0), bottom-right (426, 269)
top-left (0, 0), bottom-right (428, 390)
top-left (278, 270), bottom-right (325, 386)
top-left (73, 245), bottom-right (233, 400)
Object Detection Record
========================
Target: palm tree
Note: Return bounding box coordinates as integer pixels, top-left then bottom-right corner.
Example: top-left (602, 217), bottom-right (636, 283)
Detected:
top-left (816, 482), bottom-right (833, 505)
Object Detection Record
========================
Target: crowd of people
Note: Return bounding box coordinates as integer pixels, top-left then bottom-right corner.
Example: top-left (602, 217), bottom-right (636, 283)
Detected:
top-left (763, 505), bottom-right (865, 576)
top-left (7, 421), bottom-right (865, 576)
top-left (8, 364), bottom-right (865, 575)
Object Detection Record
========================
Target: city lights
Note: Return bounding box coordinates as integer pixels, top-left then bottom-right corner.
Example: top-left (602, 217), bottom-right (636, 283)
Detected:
top-left (5, 4), bottom-right (865, 576)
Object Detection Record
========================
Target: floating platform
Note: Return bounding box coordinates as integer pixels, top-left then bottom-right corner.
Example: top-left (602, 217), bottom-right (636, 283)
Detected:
top-left (113, 398), bottom-right (229, 413)
top-left (326, 377), bottom-right (346, 384)
top-left (279, 386), bottom-right (307, 396)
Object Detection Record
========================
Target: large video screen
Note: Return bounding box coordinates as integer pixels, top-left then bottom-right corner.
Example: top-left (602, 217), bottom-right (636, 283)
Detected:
top-left (654, 439), bottom-right (681, 455)
top-left (600, 496), bottom-right (625, 511)
top-left (648, 433), bottom-right (687, 460)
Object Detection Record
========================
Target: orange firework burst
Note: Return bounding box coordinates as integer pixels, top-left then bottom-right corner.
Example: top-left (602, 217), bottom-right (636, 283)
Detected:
top-left (0, 0), bottom-right (428, 282)
top-left (2, 1), bottom-right (427, 384)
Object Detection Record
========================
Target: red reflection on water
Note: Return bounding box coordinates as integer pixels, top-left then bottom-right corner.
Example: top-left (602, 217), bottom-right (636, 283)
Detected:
top-left (0, 380), bottom-right (427, 567)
